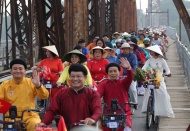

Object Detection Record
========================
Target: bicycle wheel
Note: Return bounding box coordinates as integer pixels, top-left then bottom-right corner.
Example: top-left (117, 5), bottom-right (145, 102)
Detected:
top-left (146, 96), bottom-right (153, 129)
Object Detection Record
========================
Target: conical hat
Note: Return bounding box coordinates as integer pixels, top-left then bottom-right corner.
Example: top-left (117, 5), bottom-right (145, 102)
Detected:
top-left (42, 45), bottom-right (59, 57)
top-left (146, 45), bottom-right (163, 56)
top-left (64, 50), bottom-right (87, 63)
top-left (104, 47), bottom-right (115, 56)
top-left (89, 46), bottom-right (108, 58)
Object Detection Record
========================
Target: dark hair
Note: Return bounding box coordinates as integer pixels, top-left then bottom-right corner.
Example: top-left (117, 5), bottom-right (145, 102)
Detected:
top-left (96, 38), bottom-right (106, 48)
top-left (155, 52), bottom-right (160, 56)
top-left (74, 45), bottom-right (82, 50)
top-left (139, 33), bottom-right (145, 38)
top-left (103, 34), bottom-right (109, 38)
top-left (106, 63), bottom-right (120, 74)
top-left (68, 64), bottom-right (88, 76)
top-left (50, 51), bottom-right (57, 57)
top-left (10, 59), bottom-right (27, 69)
top-left (93, 49), bottom-right (103, 55)
top-left (131, 37), bottom-right (138, 44)
top-left (78, 39), bottom-right (85, 44)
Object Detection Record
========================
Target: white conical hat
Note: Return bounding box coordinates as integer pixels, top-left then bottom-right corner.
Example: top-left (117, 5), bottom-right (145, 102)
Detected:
top-left (146, 45), bottom-right (163, 56)
top-left (42, 45), bottom-right (59, 57)
top-left (89, 46), bottom-right (108, 58)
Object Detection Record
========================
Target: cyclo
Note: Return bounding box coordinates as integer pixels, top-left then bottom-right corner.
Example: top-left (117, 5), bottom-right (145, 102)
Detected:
top-left (101, 99), bottom-right (137, 131)
top-left (0, 106), bottom-right (41, 131)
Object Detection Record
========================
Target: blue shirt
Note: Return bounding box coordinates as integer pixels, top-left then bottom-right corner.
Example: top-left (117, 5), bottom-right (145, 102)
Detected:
top-left (115, 49), bottom-right (121, 55)
top-left (106, 56), bottom-right (117, 63)
top-left (82, 47), bottom-right (88, 55)
top-left (116, 53), bottom-right (138, 75)
top-left (105, 42), bottom-right (113, 48)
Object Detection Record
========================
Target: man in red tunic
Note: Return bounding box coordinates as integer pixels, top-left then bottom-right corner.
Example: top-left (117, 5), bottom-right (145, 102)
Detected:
top-left (38, 64), bottom-right (102, 130)
top-left (98, 58), bottom-right (134, 131)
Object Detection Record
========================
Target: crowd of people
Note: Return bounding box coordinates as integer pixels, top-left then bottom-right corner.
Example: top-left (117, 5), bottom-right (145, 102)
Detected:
top-left (0, 27), bottom-right (174, 131)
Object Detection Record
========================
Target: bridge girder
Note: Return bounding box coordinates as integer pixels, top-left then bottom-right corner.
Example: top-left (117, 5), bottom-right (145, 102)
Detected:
top-left (173, 0), bottom-right (190, 42)
top-left (0, 0), bottom-right (137, 69)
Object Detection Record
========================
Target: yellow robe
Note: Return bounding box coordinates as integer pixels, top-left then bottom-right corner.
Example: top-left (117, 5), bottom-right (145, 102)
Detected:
top-left (0, 78), bottom-right (49, 131)
top-left (57, 65), bottom-right (93, 86)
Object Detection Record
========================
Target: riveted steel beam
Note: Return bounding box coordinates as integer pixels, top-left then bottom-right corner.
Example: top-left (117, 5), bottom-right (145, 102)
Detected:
top-left (0, 0), bottom-right (3, 44)
top-left (173, 0), bottom-right (190, 42)
top-left (4, 0), bottom-right (33, 68)
top-left (35, 0), bottom-right (65, 59)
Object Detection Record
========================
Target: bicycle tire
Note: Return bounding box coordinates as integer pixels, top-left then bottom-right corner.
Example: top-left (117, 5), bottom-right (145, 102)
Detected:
top-left (146, 96), bottom-right (153, 129)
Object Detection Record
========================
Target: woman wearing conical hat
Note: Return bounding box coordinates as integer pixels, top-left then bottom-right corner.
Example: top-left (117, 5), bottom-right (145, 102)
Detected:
top-left (37, 45), bottom-right (64, 106)
top-left (141, 45), bottom-right (175, 118)
top-left (57, 49), bottom-right (93, 87)
top-left (87, 46), bottom-right (110, 81)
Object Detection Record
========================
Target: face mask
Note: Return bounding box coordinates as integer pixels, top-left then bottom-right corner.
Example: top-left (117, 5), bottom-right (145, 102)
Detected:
top-left (144, 44), bottom-right (149, 47)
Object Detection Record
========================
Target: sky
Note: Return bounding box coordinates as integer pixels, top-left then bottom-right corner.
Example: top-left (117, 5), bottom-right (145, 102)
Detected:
top-left (136, 0), bottom-right (148, 13)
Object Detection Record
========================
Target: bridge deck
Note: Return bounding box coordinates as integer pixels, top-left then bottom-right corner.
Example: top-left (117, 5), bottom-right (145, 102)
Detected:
top-left (158, 39), bottom-right (190, 131)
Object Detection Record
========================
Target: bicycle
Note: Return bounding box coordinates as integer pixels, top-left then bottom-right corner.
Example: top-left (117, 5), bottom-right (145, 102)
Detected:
top-left (0, 106), bottom-right (41, 131)
top-left (101, 99), bottom-right (137, 131)
top-left (40, 81), bottom-right (68, 113)
top-left (143, 80), bottom-right (159, 129)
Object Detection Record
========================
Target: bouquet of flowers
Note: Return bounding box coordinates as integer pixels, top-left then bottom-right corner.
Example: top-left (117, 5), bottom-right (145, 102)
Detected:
top-left (134, 67), bottom-right (162, 88)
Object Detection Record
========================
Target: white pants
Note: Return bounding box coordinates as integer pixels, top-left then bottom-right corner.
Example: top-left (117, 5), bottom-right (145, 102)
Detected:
top-left (128, 81), bottom-right (138, 104)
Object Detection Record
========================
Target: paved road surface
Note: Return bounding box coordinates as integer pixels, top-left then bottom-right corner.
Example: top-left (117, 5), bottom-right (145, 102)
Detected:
top-left (132, 95), bottom-right (157, 131)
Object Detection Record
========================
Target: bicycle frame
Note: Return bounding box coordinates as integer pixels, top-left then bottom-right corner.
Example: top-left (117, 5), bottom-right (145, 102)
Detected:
top-left (101, 99), bottom-right (137, 131)
top-left (144, 82), bottom-right (158, 129)
top-left (0, 106), bottom-right (41, 131)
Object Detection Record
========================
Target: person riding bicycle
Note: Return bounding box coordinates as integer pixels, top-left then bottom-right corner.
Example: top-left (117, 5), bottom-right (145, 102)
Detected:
top-left (38, 64), bottom-right (102, 130)
top-left (141, 45), bottom-right (175, 118)
top-left (98, 59), bottom-right (134, 131)
top-left (87, 46), bottom-right (109, 81)
top-left (36, 45), bottom-right (64, 106)
top-left (0, 59), bottom-right (49, 131)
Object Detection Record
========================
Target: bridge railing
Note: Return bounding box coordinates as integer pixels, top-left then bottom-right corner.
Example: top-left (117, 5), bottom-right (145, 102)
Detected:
top-left (166, 26), bottom-right (190, 91)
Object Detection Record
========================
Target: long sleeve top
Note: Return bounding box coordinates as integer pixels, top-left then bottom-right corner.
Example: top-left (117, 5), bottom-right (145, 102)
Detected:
top-left (106, 56), bottom-right (117, 63)
top-left (87, 58), bottom-right (110, 81)
top-left (97, 70), bottom-right (133, 127)
top-left (57, 65), bottom-right (93, 86)
top-left (41, 87), bottom-right (102, 129)
top-left (142, 57), bottom-right (170, 74)
top-left (0, 78), bottom-right (49, 118)
top-left (86, 43), bottom-right (96, 51)
top-left (37, 57), bottom-right (63, 83)
top-left (116, 53), bottom-right (137, 75)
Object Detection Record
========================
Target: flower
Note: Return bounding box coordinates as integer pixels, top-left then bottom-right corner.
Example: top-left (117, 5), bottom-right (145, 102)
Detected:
top-left (134, 68), bottom-right (162, 88)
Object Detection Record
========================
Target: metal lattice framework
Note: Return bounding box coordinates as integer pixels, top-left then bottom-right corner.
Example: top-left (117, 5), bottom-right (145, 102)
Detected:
top-left (173, 0), bottom-right (190, 42)
top-left (0, 0), bottom-right (3, 44)
top-left (35, 0), bottom-right (65, 59)
top-left (105, 0), bottom-right (116, 37)
top-left (88, 0), bottom-right (99, 42)
top-left (148, 0), bottom-right (161, 26)
top-left (4, 0), bottom-right (33, 68)
top-left (0, 0), bottom-right (138, 70)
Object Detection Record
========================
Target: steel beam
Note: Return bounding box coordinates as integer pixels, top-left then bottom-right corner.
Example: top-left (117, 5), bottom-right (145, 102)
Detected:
top-left (173, 0), bottom-right (190, 42)
top-left (0, 0), bottom-right (3, 44)
top-left (35, 0), bottom-right (65, 58)
top-left (105, 0), bottom-right (116, 37)
top-left (5, 0), bottom-right (33, 67)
